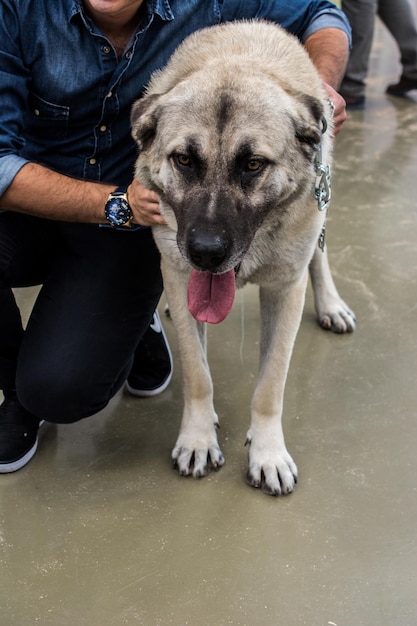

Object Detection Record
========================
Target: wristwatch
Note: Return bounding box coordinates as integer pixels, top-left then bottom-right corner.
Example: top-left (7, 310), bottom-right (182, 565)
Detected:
top-left (104, 185), bottom-right (132, 228)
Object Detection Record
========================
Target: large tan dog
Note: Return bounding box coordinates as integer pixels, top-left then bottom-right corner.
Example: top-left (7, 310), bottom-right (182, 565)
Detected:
top-left (131, 21), bottom-right (355, 496)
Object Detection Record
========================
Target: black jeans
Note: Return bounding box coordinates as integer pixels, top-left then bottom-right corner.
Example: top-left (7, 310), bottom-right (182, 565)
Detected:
top-left (0, 212), bottom-right (163, 423)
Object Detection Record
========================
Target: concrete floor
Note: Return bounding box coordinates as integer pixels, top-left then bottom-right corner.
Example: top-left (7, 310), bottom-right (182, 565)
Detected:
top-left (1, 20), bottom-right (417, 626)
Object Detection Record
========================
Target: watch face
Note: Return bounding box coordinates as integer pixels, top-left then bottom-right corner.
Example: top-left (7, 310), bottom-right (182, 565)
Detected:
top-left (105, 197), bottom-right (132, 226)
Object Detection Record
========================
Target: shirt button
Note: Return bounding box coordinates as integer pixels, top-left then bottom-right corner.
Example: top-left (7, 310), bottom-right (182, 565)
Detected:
top-left (100, 125), bottom-right (107, 132)
top-left (89, 158), bottom-right (97, 165)
top-left (34, 109), bottom-right (40, 116)
top-left (102, 45), bottom-right (111, 54)
top-left (125, 51), bottom-right (132, 59)
top-left (106, 91), bottom-right (112, 98)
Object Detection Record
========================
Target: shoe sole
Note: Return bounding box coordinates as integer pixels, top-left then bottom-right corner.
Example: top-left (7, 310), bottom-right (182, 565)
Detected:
top-left (0, 420), bottom-right (44, 474)
top-left (126, 368), bottom-right (173, 397)
top-left (0, 437), bottom-right (39, 473)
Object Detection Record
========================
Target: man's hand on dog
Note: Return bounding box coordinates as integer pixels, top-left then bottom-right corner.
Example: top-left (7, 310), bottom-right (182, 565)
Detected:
top-left (323, 82), bottom-right (347, 137)
top-left (127, 178), bottom-right (165, 226)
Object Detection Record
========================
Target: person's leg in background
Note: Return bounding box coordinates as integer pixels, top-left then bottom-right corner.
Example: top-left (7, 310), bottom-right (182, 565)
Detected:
top-left (340, 0), bottom-right (378, 109)
top-left (379, 0), bottom-right (417, 94)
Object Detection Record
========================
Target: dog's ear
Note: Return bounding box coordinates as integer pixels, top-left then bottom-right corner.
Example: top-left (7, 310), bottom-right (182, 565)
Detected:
top-left (130, 94), bottom-right (161, 152)
top-left (293, 93), bottom-right (324, 151)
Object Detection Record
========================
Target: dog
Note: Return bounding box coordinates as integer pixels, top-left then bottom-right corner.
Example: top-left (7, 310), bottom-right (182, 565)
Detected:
top-left (131, 21), bottom-right (355, 496)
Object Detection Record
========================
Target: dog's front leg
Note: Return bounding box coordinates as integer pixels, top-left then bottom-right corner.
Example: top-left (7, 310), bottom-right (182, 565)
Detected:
top-left (161, 261), bottom-right (225, 478)
top-left (246, 275), bottom-right (308, 496)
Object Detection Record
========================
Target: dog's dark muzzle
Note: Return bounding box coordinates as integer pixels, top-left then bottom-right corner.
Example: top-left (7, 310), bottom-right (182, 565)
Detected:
top-left (187, 231), bottom-right (232, 272)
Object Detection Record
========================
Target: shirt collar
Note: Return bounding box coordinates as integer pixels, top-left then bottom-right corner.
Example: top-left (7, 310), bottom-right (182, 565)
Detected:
top-left (147, 0), bottom-right (174, 21)
top-left (68, 0), bottom-right (174, 24)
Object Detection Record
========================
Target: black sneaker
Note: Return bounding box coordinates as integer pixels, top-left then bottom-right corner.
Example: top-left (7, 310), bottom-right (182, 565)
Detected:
top-left (126, 311), bottom-right (173, 397)
top-left (0, 391), bottom-right (42, 473)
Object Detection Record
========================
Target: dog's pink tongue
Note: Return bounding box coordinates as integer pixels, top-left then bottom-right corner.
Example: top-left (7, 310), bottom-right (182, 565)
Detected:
top-left (188, 269), bottom-right (235, 324)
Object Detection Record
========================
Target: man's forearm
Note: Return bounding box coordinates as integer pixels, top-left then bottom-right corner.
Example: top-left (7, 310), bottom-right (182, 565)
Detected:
top-left (304, 27), bottom-right (349, 89)
top-left (0, 162), bottom-right (115, 223)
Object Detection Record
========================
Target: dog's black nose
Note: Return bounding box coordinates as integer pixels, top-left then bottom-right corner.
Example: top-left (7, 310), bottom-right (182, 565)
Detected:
top-left (188, 232), bottom-right (230, 271)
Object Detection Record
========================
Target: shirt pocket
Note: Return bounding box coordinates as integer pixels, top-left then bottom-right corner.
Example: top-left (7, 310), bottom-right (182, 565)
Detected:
top-left (27, 92), bottom-right (70, 140)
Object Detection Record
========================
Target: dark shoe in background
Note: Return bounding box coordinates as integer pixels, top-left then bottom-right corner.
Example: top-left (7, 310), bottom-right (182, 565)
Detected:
top-left (386, 76), bottom-right (417, 96)
top-left (126, 311), bottom-right (173, 397)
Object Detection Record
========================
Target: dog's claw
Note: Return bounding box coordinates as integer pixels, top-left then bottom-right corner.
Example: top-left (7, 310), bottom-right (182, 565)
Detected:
top-left (246, 472), bottom-right (261, 490)
top-left (211, 459), bottom-right (223, 472)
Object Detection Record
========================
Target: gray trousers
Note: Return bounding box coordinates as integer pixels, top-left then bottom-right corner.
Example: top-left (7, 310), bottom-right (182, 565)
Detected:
top-left (341, 0), bottom-right (417, 96)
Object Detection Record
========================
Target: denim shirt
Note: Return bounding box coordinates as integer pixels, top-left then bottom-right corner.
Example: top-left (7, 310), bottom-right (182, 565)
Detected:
top-left (0, 0), bottom-right (350, 194)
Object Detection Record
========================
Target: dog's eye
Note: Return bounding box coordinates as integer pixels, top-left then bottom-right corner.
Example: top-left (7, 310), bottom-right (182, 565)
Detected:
top-left (244, 158), bottom-right (265, 173)
top-left (174, 154), bottom-right (192, 168)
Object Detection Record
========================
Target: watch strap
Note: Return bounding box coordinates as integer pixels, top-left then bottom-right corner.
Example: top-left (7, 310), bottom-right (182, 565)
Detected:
top-left (110, 185), bottom-right (128, 198)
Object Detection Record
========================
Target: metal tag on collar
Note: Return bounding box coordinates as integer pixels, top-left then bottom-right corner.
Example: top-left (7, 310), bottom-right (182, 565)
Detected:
top-left (318, 223), bottom-right (326, 251)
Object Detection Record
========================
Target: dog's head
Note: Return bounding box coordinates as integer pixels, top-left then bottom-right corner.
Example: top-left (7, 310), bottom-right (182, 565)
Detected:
top-left (131, 67), bottom-right (325, 275)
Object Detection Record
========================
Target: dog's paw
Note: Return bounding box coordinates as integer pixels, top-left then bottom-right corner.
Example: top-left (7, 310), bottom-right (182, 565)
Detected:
top-left (317, 296), bottom-right (356, 334)
top-left (246, 432), bottom-right (298, 496)
top-left (172, 430), bottom-right (225, 478)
